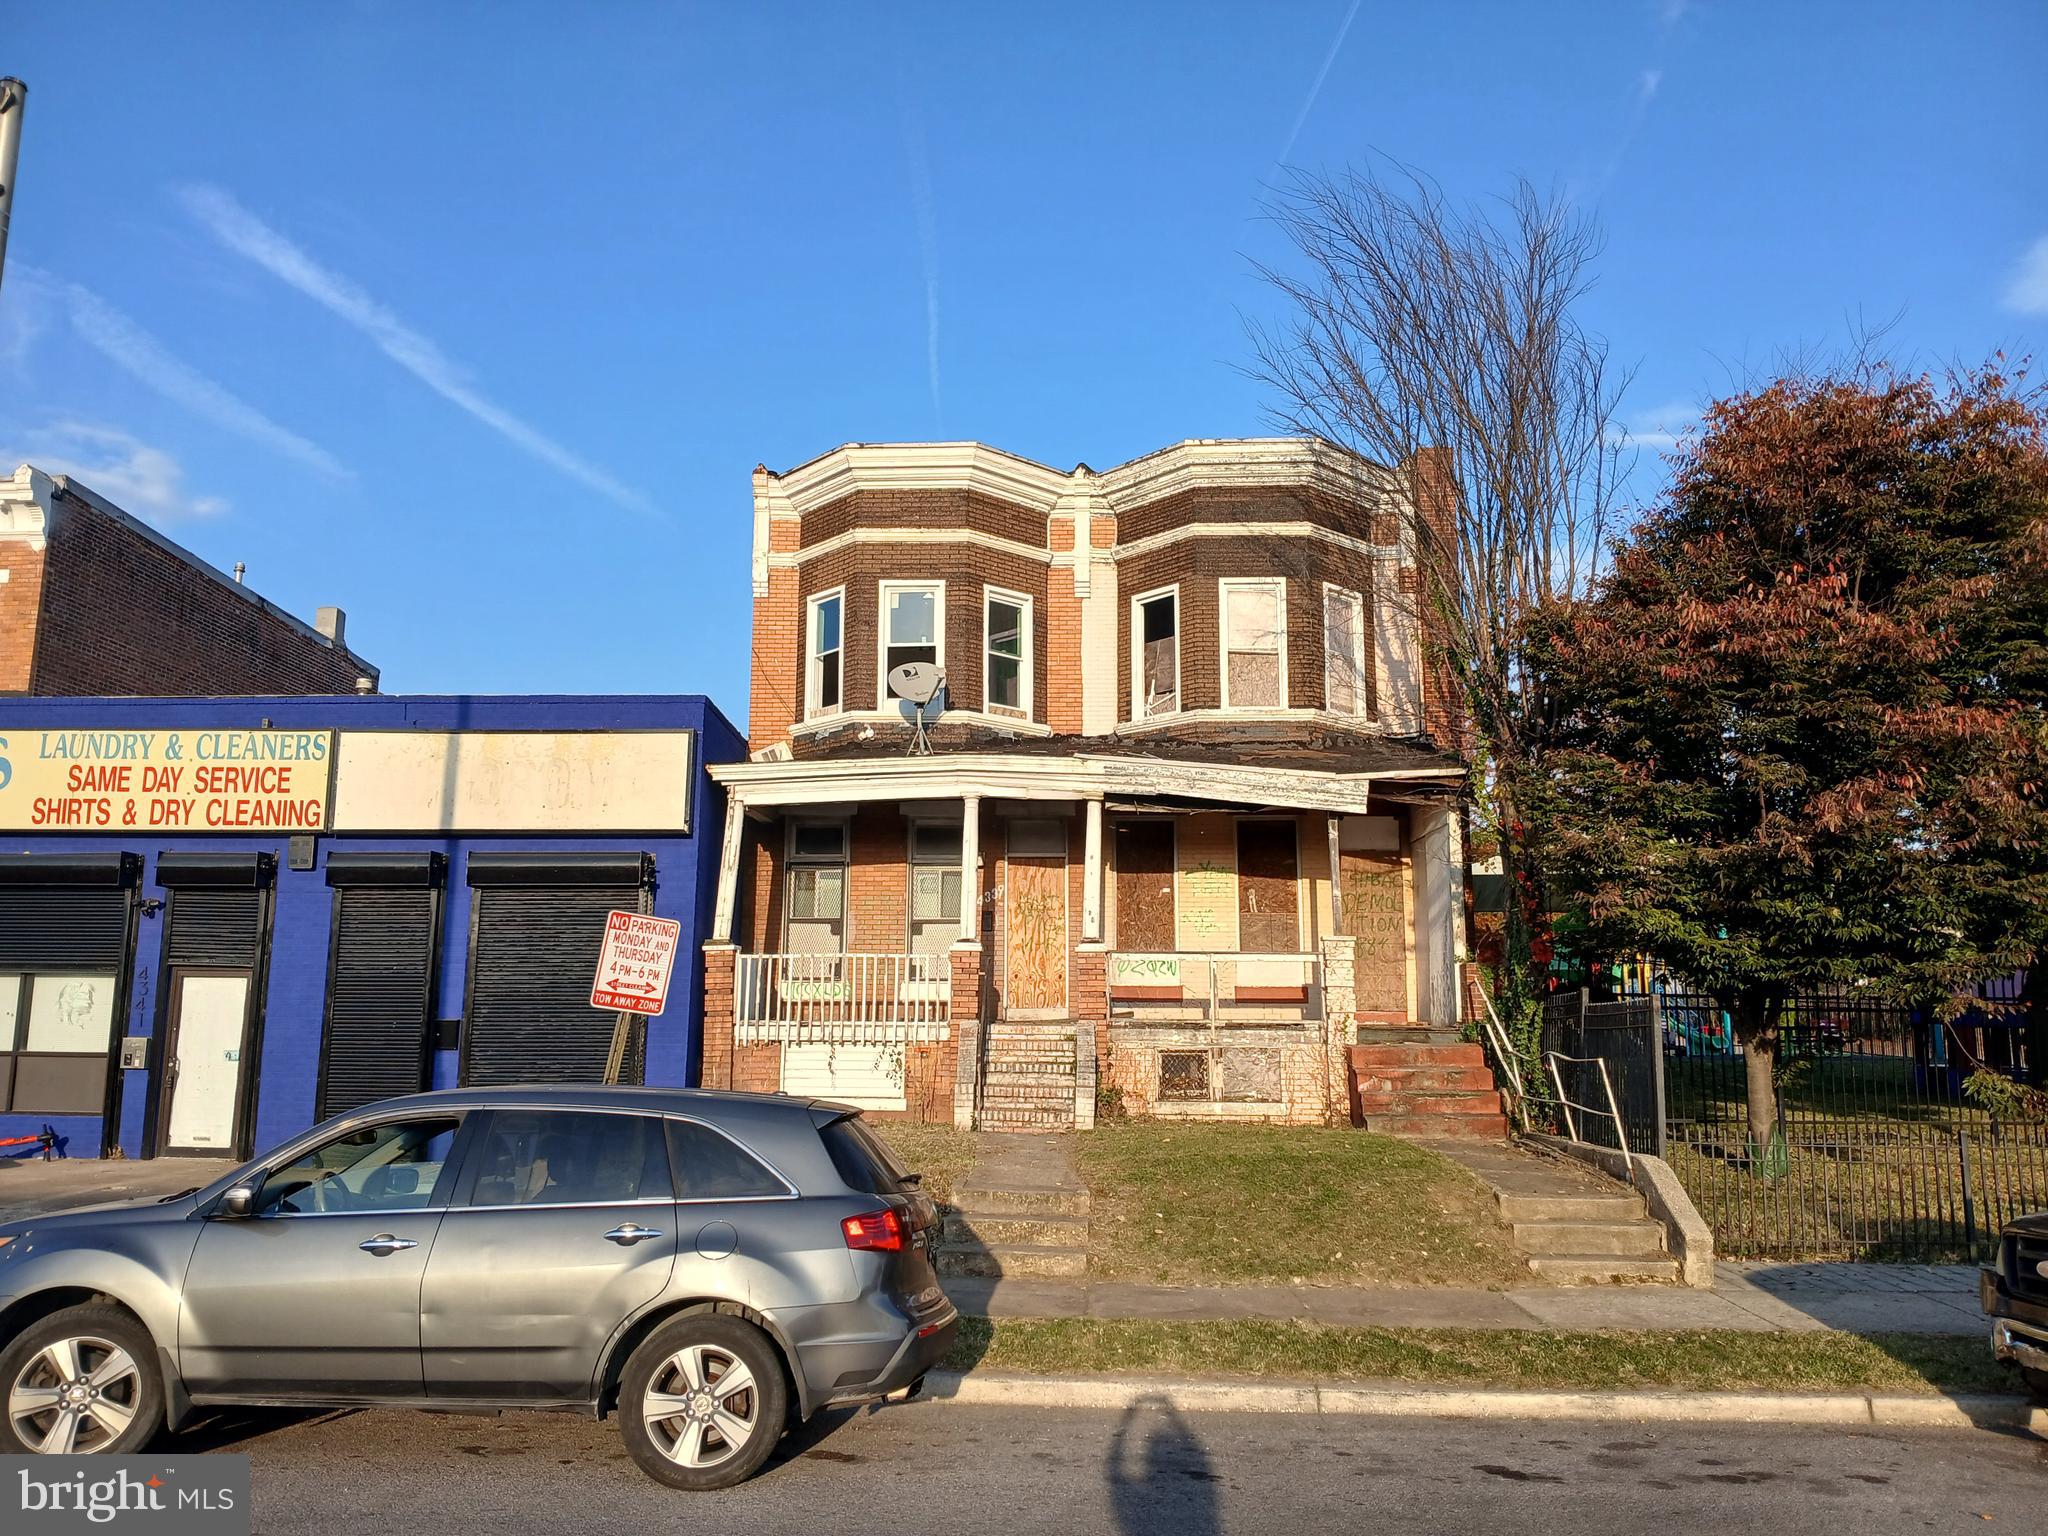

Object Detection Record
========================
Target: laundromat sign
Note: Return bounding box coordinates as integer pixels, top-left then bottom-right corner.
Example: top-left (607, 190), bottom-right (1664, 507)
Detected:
top-left (0, 728), bottom-right (335, 831)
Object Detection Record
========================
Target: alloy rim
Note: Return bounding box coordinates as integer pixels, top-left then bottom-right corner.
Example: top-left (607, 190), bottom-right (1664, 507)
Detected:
top-left (641, 1344), bottom-right (759, 1468)
top-left (8, 1336), bottom-right (141, 1454)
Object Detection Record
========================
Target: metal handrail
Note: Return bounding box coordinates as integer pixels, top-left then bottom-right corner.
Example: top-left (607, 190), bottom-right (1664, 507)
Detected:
top-left (1545, 1050), bottom-right (1632, 1173)
top-left (1476, 990), bottom-right (1528, 1130)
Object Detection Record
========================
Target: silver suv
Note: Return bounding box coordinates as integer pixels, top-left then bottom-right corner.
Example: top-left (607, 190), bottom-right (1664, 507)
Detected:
top-left (0, 1087), bottom-right (957, 1489)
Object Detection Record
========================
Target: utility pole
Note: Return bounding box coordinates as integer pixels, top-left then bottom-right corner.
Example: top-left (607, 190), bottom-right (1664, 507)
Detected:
top-left (0, 78), bottom-right (26, 293)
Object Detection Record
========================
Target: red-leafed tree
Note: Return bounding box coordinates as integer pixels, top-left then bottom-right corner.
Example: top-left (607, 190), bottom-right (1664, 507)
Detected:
top-left (1528, 364), bottom-right (2048, 1151)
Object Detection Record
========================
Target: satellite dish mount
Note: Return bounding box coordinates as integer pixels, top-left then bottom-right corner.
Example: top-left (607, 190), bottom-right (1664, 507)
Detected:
top-left (887, 662), bottom-right (946, 755)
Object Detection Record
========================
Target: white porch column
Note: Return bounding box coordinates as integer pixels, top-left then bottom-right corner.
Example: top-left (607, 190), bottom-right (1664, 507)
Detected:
top-left (711, 789), bottom-right (747, 944)
top-left (959, 795), bottom-right (981, 941)
top-left (1081, 796), bottom-right (1104, 942)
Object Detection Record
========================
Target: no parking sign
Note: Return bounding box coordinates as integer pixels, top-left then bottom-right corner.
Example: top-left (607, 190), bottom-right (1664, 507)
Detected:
top-left (590, 910), bottom-right (682, 1015)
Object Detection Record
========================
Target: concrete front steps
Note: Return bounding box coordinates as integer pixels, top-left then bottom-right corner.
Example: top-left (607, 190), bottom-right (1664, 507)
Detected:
top-left (1347, 1038), bottom-right (1508, 1140)
top-left (1435, 1140), bottom-right (1682, 1285)
top-left (936, 1132), bottom-right (1091, 1280)
top-left (978, 1022), bottom-right (1079, 1132)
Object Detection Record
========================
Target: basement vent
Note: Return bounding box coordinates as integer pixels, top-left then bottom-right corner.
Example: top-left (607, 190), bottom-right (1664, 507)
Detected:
top-left (1158, 1050), bottom-right (1209, 1101)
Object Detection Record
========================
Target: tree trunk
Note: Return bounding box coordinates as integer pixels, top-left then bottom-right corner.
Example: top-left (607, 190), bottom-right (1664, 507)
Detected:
top-left (2025, 964), bottom-right (2045, 1089)
top-left (1731, 993), bottom-right (1781, 1160)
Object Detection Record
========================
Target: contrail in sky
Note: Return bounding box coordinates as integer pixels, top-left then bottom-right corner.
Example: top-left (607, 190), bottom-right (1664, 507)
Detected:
top-left (902, 111), bottom-right (943, 431)
top-left (177, 183), bottom-right (658, 517)
top-left (1276, 0), bottom-right (1364, 167)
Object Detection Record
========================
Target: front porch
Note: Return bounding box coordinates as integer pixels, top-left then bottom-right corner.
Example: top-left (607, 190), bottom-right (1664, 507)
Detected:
top-left (700, 747), bottom-right (1468, 1129)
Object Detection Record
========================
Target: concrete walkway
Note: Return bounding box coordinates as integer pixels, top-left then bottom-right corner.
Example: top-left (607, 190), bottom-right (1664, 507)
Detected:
top-left (943, 1261), bottom-right (1989, 1336)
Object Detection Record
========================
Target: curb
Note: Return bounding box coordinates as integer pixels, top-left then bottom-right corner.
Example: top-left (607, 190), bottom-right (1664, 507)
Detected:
top-left (921, 1372), bottom-right (2046, 1433)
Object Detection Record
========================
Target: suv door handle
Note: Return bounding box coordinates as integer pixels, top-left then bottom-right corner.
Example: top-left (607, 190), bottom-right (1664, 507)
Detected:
top-left (604, 1223), bottom-right (663, 1246)
top-left (359, 1234), bottom-right (418, 1256)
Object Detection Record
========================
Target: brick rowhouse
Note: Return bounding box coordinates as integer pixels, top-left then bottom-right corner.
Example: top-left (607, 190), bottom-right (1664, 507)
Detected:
top-left (705, 438), bottom-right (1473, 1129)
top-left (1, 464), bottom-right (379, 696)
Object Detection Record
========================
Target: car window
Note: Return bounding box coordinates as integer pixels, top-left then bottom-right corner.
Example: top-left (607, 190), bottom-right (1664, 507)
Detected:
top-left (257, 1117), bottom-right (460, 1216)
top-left (468, 1110), bottom-right (670, 1207)
top-left (666, 1118), bottom-right (788, 1199)
top-left (817, 1113), bottom-right (915, 1195)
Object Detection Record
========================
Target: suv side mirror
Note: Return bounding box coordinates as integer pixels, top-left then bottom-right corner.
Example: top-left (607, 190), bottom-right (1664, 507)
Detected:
top-left (216, 1185), bottom-right (257, 1219)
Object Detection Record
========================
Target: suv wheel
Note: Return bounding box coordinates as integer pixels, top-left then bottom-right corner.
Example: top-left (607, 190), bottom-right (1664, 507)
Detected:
top-left (619, 1314), bottom-right (788, 1490)
top-left (0, 1303), bottom-right (164, 1455)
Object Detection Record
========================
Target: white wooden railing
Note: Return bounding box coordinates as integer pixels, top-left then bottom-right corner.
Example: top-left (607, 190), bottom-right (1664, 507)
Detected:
top-left (1107, 951), bottom-right (1322, 1024)
top-left (734, 953), bottom-right (952, 1044)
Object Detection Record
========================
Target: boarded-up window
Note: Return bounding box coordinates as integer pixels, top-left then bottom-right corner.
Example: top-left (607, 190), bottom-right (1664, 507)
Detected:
top-left (1222, 579), bottom-right (1286, 708)
top-left (1342, 820), bottom-right (1410, 1016)
top-left (1113, 821), bottom-right (1176, 952)
top-left (1235, 821), bottom-right (1300, 952)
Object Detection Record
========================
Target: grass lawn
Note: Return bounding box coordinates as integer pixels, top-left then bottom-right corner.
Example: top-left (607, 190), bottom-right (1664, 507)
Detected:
top-left (867, 1122), bottom-right (979, 1207)
top-left (941, 1318), bottom-right (2016, 1396)
top-left (1075, 1124), bottom-right (1527, 1288)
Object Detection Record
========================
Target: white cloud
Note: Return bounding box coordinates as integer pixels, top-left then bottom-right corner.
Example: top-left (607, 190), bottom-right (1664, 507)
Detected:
top-left (9, 265), bottom-right (346, 479)
top-left (2004, 235), bottom-right (2048, 317)
top-left (8, 422), bottom-right (228, 523)
top-left (1610, 398), bottom-right (1698, 451)
top-left (174, 183), bottom-right (657, 518)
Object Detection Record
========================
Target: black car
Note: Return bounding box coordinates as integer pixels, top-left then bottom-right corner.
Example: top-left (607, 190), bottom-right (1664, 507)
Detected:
top-left (1980, 1212), bottom-right (2048, 1401)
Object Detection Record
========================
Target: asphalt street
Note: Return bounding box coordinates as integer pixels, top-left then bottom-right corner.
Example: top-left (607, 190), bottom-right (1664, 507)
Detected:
top-left (171, 1397), bottom-right (2045, 1535)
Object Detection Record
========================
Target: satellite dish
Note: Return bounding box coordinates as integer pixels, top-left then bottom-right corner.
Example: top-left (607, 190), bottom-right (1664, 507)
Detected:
top-left (888, 662), bottom-right (946, 706)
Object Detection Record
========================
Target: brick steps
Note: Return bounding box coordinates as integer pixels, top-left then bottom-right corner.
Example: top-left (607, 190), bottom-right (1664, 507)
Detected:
top-left (1346, 1037), bottom-right (1507, 1141)
top-left (976, 1021), bottom-right (1078, 1132)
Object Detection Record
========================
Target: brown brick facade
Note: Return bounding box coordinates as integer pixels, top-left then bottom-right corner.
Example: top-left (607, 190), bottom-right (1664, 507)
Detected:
top-left (3, 478), bottom-right (377, 696)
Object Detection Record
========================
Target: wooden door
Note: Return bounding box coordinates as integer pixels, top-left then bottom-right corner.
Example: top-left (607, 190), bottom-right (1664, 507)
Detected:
top-left (1004, 831), bottom-right (1068, 1016)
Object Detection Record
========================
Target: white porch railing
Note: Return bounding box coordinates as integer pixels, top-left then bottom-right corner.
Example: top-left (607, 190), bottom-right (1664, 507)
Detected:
top-left (734, 952), bottom-right (953, 1044)
top-left (1107, 951), bottom-right (1322, 1024)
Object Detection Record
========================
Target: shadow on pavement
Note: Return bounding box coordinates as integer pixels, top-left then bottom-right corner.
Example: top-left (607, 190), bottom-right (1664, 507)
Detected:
top-left (170, 1406), bottom-right (355, 1452)
top-left (1107, 1395), bottom-right (1221, 1536)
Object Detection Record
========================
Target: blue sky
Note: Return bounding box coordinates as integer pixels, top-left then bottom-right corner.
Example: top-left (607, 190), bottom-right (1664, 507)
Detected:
top-left (3, 2), bottom-right (2043, 719)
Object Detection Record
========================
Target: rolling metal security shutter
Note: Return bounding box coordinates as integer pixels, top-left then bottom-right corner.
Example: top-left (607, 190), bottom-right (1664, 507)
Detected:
top-left (463, 856), bottom-right (650, 1088)
top-left (319, 887), bottom-right (438, 1120)
top-left (165, 891), bottom-right (264, 967)
top-left (0, 890), bottom-right (132, 970)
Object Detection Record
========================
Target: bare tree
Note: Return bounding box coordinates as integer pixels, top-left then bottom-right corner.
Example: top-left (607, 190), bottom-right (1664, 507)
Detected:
top-left (1248, 162), bottom-right (1628, 1020)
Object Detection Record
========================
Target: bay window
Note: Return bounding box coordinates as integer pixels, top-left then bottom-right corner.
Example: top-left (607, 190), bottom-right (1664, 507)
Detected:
top-left (880, 581), bottom-right (944, 705)
top-left (984, 588), bottom-right (1032, 718)
top-left (1221, 577), bottom-right (1287, 709)
top-left (1132, 587), bottom-right (1180, 718)
top-left (806, 589), bottom-right (844, 718)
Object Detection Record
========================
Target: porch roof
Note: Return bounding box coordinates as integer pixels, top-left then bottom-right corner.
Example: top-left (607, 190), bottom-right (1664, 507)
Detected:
top-left (709, 738), bottom-right (1462, 815)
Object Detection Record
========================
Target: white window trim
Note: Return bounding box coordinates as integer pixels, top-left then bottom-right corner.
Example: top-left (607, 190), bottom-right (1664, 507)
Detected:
top-left (1322, 581), bottom-right (1367, 718)
top-left (982, 585), bottom-right (1034, 721)
top-left (782, 817), bottom-right (851, 955)
top-left (877, 579), bottom-right (946, 710)
top-left (1219, 577), bottom-right (1289, 711)
top-left (1130, 583), bottom-right (1182, 722)
top-left (805, 586), bottom-right (846, 721)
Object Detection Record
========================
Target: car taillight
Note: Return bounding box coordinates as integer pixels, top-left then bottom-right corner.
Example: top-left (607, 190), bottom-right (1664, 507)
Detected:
top-left (842, 1209), bottom-right (904, 1252)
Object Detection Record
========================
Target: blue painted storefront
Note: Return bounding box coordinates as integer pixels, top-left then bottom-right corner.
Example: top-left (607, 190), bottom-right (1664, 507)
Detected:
top-left (0, 694), bottom-right (743, 1161)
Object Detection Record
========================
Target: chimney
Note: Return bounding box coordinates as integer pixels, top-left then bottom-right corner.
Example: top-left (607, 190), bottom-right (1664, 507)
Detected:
top-left (315, 606), bottom-right (346, 647)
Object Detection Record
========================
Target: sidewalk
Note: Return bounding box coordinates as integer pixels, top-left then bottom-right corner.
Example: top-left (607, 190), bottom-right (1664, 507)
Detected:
top-left (944, 1261), bottom-right (1989, 1336)
top-left (0, 1156), bottom-right (222, 1218)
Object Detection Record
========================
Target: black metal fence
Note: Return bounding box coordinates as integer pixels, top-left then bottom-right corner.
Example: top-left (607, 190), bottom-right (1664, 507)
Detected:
top-left (1537, 986), bottom-right (2048, 1262)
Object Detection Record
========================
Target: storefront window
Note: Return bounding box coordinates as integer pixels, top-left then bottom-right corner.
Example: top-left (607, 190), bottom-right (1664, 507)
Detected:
top-left (0, 972), bottom-right (119, 1113)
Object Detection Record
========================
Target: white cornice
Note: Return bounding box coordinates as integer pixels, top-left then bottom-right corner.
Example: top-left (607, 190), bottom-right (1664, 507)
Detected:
top-left (767, 525), bottom-right (1052, 568)
top-left (0, 464), bottom-right (55, 549)
top-left (1111, 521), bottom-right (1403, 565)
top-left (1097, 438), bottom-right (1398, 514)
top-left (709, 749), bottom-right (1461, 815)
top-left (757, 442), bottom-right (1077, 520)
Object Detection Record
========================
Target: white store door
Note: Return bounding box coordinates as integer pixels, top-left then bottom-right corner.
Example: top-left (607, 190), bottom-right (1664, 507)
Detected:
top-left (164, 971), bottom-right (252, 1154)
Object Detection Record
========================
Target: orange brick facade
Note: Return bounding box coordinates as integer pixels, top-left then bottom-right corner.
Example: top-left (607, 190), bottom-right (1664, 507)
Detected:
top-left (1, 471), bottom-right (377, 696)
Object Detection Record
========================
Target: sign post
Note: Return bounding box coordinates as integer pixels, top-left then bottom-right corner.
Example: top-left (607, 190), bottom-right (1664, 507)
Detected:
top-left (592, 910), bottom-right (682, 1084)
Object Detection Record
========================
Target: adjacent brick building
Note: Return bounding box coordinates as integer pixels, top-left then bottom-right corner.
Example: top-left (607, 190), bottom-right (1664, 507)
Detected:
top-left (704, 437), bottom-right (1473, 1130)
top-left (1, 463), bottom-right (378, 695)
